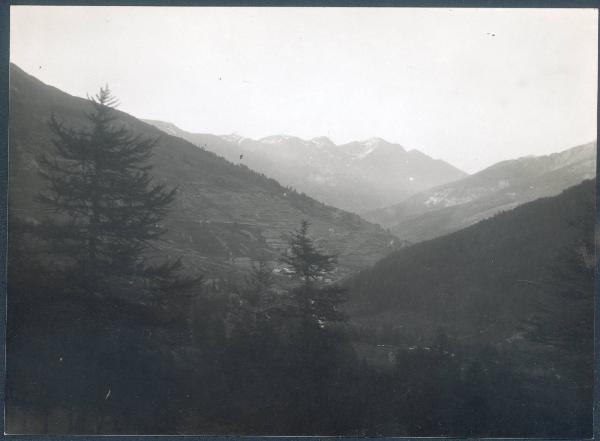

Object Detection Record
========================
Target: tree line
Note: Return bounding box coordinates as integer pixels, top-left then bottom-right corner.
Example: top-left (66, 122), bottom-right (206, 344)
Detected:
top-left (6, 88), bottom-right (594, 436)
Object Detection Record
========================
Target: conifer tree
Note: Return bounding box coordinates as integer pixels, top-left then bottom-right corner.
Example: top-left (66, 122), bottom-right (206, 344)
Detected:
top-left (32, 86), bottom-right (199, 432)
top-left (281, 220), bottom-right (347, 324)
top-left (37, 87), bottom-right (179, 296)
top-left (280, 220), bottom-right (351, 433)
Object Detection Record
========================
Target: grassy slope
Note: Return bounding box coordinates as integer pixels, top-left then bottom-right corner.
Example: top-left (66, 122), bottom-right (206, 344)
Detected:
top-left (9, 63), bottom-right (398, 280)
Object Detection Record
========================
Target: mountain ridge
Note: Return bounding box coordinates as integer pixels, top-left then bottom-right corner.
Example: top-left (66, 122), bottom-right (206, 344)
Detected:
top-left (346, 178), bottom-right (595, 344)
top-left (9, 63), bottom-right (400, 281)
top-left (143, 119), bottom-right (468, 213)
top-left (364, 141), bottom-right (596, 243)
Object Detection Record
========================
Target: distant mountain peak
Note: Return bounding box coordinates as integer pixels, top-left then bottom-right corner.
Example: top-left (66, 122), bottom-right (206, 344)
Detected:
top-left (362, 137), bottom-right (389, 147)
top-left (311, 136), bottom-right (335, 148)
top-left (142, 119), bottom-right (183, 137)
top-left (259, 134), bottom-right (300, 144)
top-left (221, 132), bottom-right (246, 145)
top-left (352, 137), bottom-right (408, 160)
top-left (143, 118), bottom-right (466, 212)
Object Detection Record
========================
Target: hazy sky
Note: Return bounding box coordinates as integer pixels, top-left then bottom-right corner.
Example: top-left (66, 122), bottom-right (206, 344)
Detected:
top-left (10, 6), bottom-right (598, 173)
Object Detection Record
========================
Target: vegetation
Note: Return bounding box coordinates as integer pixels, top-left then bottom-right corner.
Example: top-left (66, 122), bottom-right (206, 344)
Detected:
top-left (344, 179), bottom-right (596, 437)
top-left (6, 71), bottom-right (595, 437)
top-left (8, 63), bottom-right (396, 283)
top-left (8, 88), bottom-right (197, 433)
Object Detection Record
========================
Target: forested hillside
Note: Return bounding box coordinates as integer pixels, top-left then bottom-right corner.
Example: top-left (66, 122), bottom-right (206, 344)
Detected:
top-left (9, 63), bottom-right (398, 281)
top-left (348, 179), bottom-right (594, 340)
top-left (345, 179), bottom-right (595, 436)
top-left (6, 63), bottom-right (595, 438)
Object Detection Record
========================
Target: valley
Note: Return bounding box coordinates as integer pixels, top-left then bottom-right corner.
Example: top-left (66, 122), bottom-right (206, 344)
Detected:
top-left (7, 62), bottom-right (596, 437)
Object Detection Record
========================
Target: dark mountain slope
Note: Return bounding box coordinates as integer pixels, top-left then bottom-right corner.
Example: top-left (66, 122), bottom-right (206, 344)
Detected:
top-left (346, 178), bottom-right (595, 344)
top-left (9, 63), bottom-right (398, 280)
top-left (365, 143), bottom-right (596, 243)
top-left (143, 120), bottom-right (467, 213)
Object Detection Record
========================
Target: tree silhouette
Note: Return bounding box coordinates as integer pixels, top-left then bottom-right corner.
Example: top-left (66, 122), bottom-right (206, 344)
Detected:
top-left (30, 87), bottom-right (196, 432)
top-left (281, 220), bottom-right (347, 324)
top-left (279, 221), bottom-right (351, 432)
top-left (37, 87), bottom-right (176, 289)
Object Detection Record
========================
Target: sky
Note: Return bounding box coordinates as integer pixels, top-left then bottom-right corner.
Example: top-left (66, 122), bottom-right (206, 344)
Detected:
top-left (10, 6), bottom-right (598, 173)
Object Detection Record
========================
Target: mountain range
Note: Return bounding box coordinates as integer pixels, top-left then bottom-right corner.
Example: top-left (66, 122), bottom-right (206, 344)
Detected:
top-left (346, 178), bottom-right (595, 345)
top-left (364, 142), bottom-right (596, 243)
top-left (144, 120), bottom-right (467, 213)
top-left (8, 61), bottom-right (596, 437)
top-left (8, 63), bottom-right (398, 281)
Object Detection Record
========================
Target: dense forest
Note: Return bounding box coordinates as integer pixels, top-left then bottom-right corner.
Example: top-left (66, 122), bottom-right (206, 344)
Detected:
top-left (6, 71), bottom-right (596, 436)
top-left (345, 179), bottom-right (596, 436)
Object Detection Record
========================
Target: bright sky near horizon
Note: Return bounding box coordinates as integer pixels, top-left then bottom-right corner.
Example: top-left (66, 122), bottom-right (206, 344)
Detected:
top-left (10, 6), bottom-right (598, 173)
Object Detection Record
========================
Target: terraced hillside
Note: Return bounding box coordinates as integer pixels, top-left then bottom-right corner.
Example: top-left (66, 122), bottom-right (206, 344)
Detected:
top-left (9, 63), bottom-right (399, 281)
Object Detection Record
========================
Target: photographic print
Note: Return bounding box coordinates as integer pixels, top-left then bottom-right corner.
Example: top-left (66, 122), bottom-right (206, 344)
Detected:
top-left (5, 6), bottom-right (597, 436)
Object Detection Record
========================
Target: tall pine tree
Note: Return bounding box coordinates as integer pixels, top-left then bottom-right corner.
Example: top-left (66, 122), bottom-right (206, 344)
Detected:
top-left (28, 86), bottom-right (199, 432)
top-left (36, 87), bottom-right (188, 307)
